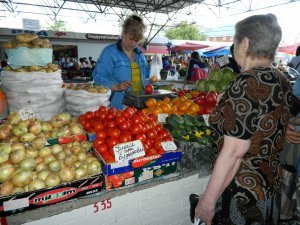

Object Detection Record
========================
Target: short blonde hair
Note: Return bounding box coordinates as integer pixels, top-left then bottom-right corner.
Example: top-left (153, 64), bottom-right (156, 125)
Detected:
top-left (122, 14), bottom-right (146, 42)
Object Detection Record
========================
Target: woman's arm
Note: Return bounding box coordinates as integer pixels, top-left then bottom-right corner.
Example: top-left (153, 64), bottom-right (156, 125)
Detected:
top-left (195, 135), bottom-right (250, 225)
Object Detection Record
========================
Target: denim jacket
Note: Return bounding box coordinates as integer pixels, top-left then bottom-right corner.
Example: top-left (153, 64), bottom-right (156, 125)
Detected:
top-left (93, 40), bottom-right (149, 109)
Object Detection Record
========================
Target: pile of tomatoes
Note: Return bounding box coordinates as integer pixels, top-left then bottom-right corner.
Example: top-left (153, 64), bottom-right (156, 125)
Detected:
top-left (78, 106), bottom-right (173, 164)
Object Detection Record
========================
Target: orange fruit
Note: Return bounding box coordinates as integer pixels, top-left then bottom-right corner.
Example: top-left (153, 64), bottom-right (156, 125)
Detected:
top-left (188, 103), bottom-right (200, 115)
top-left (152, 107), bottom-right (163, 116)
top-left (179, 96), bottom-right (187, 102)
top-left (163, 97), bottom-right (170, 103)
top-left (160, 103), bottom-right (171, 113)
top-left (145, 98), bottom-right (157, 108)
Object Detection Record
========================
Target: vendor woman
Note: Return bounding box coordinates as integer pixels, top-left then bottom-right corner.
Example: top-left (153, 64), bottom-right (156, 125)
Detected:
top-left (93, 14), bottom-right (150, 109)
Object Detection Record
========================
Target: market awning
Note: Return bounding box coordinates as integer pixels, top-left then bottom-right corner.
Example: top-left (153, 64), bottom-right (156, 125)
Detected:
top-left (278, 42), bottom-right (300, 54)
top-left (199, 46), bottom-right (230, 57)
top-left (170, 42), bottom-right (209, 51)
top-left (147, 45), bottom-right (169, 55)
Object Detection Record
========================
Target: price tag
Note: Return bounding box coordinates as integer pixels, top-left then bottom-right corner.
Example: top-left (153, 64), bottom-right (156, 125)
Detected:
top-left (4, 197), bottom-right (29, 211)
top-left (157, 113), bottom-right (168, 123)
top-left (110, 160), bottom-right (129, 169)
top-left (217, 55), bottom-right (230, 67)
top-left (113, 140), bottom-right (145, 162)
top-left (202, 115), bottom-right (210, 126)
top-left (18, 107), bottom-right (35, 120)
top-left (161, 141), bottom-right (177, 151)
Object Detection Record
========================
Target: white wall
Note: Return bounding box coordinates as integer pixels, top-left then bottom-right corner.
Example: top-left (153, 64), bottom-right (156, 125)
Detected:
top-left (22, 174), bottom-right (210, 225)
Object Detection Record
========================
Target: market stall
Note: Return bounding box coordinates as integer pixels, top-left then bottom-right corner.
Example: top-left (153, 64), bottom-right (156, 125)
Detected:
top-left (0, 34), bottom-right (224, 225)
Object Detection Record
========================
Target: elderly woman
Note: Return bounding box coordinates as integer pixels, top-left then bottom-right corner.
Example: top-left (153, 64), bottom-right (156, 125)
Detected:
top-left (195, 14), bottom-right (293, 225)
top-left (93, 14), bottom-right (149, 109)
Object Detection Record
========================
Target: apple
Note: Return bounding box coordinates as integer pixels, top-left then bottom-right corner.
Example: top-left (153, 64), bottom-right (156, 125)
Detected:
top-left (145, 84), bottom-right (154, 94)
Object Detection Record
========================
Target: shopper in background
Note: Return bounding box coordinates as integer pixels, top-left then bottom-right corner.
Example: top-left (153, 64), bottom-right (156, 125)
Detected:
top-left (195, 14), bottom-right (292, 225)
top-left (185, 51), bottom-right (208, 81)
top-left (288, 46), bottom-right (300, 74)
top-left (93, 14), bottom-right (149, 109)
top-left (221, 44), bottom-right (241, 74)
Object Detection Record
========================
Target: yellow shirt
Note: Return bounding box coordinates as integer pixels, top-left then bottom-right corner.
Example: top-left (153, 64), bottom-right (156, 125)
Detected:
top-left (131, 62), bottom-right (142, 92)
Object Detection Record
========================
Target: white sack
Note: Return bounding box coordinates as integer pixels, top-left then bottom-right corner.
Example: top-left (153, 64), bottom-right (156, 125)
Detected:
top-left (2, 70), bottom-right (64, 121)
top-left (64, 87), bottom-right (111, 117)
top-left (149, 54), bottom-right (162, 80)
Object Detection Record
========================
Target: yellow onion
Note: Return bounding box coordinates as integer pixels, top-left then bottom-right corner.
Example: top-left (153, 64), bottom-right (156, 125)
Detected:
top-left (87, 156), bottom-right (98, 164)
top-left (35, 162), bottom-right (47, 172)
top-left (63, 146), bottom-right (72, 155)
top-left (77, 152), bottom-right (87, 162)
top-left (70, 145), bottom-right (82, 155)
top-left (58, 112), bottom-right (72, 125)
top-left (12, 186), bottom-right (24, 194)
top-left (45, 174), bottom-right (60, 187)
top-left (56, 151), bottom-right (66, 160)
top-left (12, 170), bottom-right (33, 187)
top-left (69, 123), bottom-right (84, 135)
top-left (41, 122), bottom-right (53, 132)
top-left (48, 160), bottom-right (61, 172)
top-left (31, 136), bottom-right (46, 150)
top-left (0, 143), bottom-right (12, 154)
top-left (35, 156), bottom-right (43, 165)
top-left (28, 179), bottom-right (46, 191)
top-left (20, 157), bottom-right (36, 171)
top-left (20, 133), bottom-right (36, 143)
top-left (50, 115), bottom-right (64, 128)
top-left (11, 143), bottom-right (25, 152)
top-left (7, 112), bottom-right (21, 125)
top-left (59, 167), bottom-right (75, 182)
top-left (43, 154), bottom-right (56, 164)
top-left (64, 156), bottom-right (75, 167)
top-left (74, 167), bottom-right (88, 180)
top-left (0, 151), bottom-right (9, 164)
top-left (51, 144), bottom-right (63, 155)
top-left (0, 125), bottom-right (12, 141)
top-left (28, 120), bottom-right (42, 135)
top-left (39, 146), bottom-right (52, 158)
top-left (10, 149), bottom-right (26, 164)
top-left (25, 147), bottom-right (39, 158)
top-left (12, 124), bottom-right (28, 137)
top-left (0, 181), bottom-right (14, 196)
top-left (37, 170), bottom-right (51, 181)
top-left (87, 160), bottom-right (101, 175)
top-left (0, 163), bottom-right (15, 183)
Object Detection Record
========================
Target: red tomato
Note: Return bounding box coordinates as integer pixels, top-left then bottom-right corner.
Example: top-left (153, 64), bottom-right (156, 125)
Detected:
top-left (145, 138), bottom-right (154, 149)
top-left (206, 93), bottom-right (217, 105)
top-left (155, 124), bottom-right (163, 133)
top-left (145, 84), bottom-right (154, 94)
top-left (98, 105), bottom-right (107, 113)
top-left (119, 132), bottom-right (132, 143)
top-left (116, 109), bottom-right (122, 116)
top-left (119, 120), bottom-right (130, 131)
top-left (122, 107), bottom-right (135, 119)
top-left (141, 114), bottom-right (149, 123)
top-left (84, 111), bottom-right (94, 121)
top-left (84, 121), bottom-right (94, 133)
top-left (96, 143), bottom-right (108, 154)
top-left (159, 130), bottom-right (170, 138)
top-left (101, 152), bottom-right (110, 161)
top-left (131, 124), bottom-right (142, 135)
top-left (147, 130), bottom-right (158, 139)
top-left (107, 137), bottom-right (119, 148)
top-left (148, 114), bottom-right (157, 122)
top-left (123, 171), bottom-right (134, 178)
top-left (92, 120), bottom-right (105, 132)
top-left (163, 135), bottom-right (173, 141)
top-left (194, 96), bottom-right (206, 106)
top-left (96, 130), bottom-right (107, 140)
top-left (108, 128), bottom-right (120, 138)
top-left (197, 92), bottom-right (207, 99)
top-left (141, 123), bottom-right (150, 134)
top-left (108, 107), bottom-right (116, 115)
top-left (147, 121), bottom-right (156, 131)
top-left (197, 105), bottom-right (206, 115)
top-left (77, 115), bottom-right (85, 124)
top-left (98, 111), bottom-right (107, 121)
top-left (177, 90), bottom-right (185, 97)
top-left (204, 104), bottom-right (215, 114)
top-left (106, 113), bottom-right (115, 121)
top-left (115, 116), bottom-right (125, 125)
top-left (135, 133), bottom-right (147, 143)
top-left (93, 138), bottom-right (105, 150)
top-left (132, 115), bottom-right (144, 125)
top-left (107, 121), bottom-right (116, 128)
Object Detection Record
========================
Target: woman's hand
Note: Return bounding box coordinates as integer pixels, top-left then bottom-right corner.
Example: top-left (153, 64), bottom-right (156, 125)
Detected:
top-left (195, 196), bottom-right (215, 225)
top-left (285, 123), bottom-right (300, 144)
top-left (112, 81), bottom-right (131, 92)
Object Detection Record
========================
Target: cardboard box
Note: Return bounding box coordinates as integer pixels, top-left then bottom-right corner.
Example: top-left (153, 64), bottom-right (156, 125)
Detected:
top-left (0, 173), bottom-right (104, 217)
top-left (105, 161), bottom-right (178, 190)
top-left (97, 150), bottom-right (182, 176)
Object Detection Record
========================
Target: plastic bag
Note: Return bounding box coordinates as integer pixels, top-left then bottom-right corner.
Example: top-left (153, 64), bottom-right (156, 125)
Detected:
top-left (2, 70), bottom-right (64, 121)
top-left (64, 86), bottom-right (111, 117)
top-left (149, 54), bottom-right (162, 80)
top-left (5, 47), bottom-right (52, 69)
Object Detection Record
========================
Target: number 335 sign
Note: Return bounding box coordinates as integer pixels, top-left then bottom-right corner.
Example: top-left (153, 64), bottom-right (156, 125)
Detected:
top-left (93, 199), bottom-right (112, 213)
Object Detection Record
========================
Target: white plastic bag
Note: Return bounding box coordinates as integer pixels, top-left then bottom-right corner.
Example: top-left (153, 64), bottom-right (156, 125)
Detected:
top-left (166, 71), bottom-right (179, 81)
top-left (64, 86), bottom-right (111, 117)
top-left (149, 54), bottom-right (162, 80)
top-left (2, 70), bottom-right (64, 121)
top-left (5, 47), bottom-right (52, 69)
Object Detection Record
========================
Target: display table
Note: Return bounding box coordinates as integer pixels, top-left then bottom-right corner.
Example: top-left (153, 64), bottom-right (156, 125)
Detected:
top-left (4, 167), bottom-right (211, 225)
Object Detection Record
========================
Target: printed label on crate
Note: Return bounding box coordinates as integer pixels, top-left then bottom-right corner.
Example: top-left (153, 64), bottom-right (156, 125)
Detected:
top-left (139, 169), bottom-right (154, 182)
top-left (18, 107), bottom-right (35, 120)
top-left (157, 113), bottom-right (168, 123)
top-left (110, 160), bottom-right (129, 169)
top-left (161, 141), bottom-right (177, 151)
top-left (4, 197), bottom-right (29, 211)
top-left (113, 140), bottom-right (145, 162)
top-left (124, 177), bottom-right (135, 186)
top-left (131, 154), bottom-right (162, 168)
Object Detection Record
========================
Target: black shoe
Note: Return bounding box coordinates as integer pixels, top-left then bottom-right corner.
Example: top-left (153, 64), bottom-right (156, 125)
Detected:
top-left (189, 194), bottom-right (199, 223)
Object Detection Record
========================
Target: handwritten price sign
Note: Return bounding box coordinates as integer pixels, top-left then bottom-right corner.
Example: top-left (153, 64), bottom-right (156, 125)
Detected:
top-left (157, 113), bottom-right (168, 123)
top-left (161, 141), bottom-right (177, 151)
top-left (18, 107), bottom-right (35, 120)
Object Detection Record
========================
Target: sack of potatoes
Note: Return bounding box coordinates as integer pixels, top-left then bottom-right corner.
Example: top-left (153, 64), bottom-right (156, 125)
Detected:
top-left (2, 33), bottom-right (53, 70)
